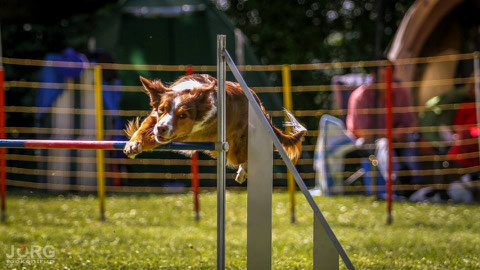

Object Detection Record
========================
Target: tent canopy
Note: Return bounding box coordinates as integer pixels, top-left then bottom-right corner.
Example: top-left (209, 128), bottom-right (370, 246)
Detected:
top-left (387, 0), bottom-right (480, 105)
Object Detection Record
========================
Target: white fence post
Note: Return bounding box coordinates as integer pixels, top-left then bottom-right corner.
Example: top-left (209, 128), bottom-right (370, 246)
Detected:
top-left (247, 103), bottom-right (273, 269)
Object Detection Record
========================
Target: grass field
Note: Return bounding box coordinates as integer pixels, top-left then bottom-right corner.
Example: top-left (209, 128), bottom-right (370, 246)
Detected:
top-left (0, 191), bottom-right (479, 269)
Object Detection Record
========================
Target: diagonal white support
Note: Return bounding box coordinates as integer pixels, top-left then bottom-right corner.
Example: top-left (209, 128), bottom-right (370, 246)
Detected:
top-left (247, 103), bottom-right (273, 269)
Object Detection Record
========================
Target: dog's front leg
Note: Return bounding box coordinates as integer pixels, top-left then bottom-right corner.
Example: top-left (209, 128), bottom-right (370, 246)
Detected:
top-left (235, 162), bottom-right (248, 184)
top-left (124, 116), bottom-right (157, 158)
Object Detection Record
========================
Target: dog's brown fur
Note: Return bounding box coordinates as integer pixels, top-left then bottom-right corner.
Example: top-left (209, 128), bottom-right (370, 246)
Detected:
top-left (123, 74), bottom-right (306, 182)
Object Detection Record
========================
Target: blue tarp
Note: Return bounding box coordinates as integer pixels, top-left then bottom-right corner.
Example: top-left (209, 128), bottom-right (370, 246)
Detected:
top-left (37, 48), bottom-right (124, 140)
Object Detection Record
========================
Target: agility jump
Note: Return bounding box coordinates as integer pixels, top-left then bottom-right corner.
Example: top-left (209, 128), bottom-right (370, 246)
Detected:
top-left (0, 35), bottom-right (354, 270)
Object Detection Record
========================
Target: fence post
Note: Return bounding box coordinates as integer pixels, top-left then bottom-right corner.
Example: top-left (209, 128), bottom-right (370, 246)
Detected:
top-left (94, 65), bottom-right (106, 221)
top-left (216, 35), bottom-right (227, 270)
top-left (0, 66), bottom-right (6, 223)
top-left (247, 103), bottom-right (273, 269)
top-left (192, 150), bottom-right (200, 221)
top-left (473, 52), bottom-right (480, 166)
top-left (282, 65), bottom-right (296, 224)
top-left (385, 64), bottom-right (393, 225)
top-left (185, 65), bottom-right (201, 222)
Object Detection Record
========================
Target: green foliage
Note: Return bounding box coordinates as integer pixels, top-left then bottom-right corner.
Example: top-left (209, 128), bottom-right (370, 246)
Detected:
top-left (221, 0), bottom-right (414, 65)
top-left (0, 192), bottom-right (479, 269)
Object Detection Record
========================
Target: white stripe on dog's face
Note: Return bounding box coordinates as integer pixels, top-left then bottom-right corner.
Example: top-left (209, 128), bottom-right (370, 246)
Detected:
top-left (153, 97), bottom-right (180, 141)
top-left (171, 80), bottom-right (203, 91)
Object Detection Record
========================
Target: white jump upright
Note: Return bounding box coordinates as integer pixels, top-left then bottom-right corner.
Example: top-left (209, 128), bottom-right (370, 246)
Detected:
top-left (218, 35), bottom-right (355, 270)
top-left (314, 216), bottom-right (339, 269)
top-left (247, 103), bottom-right (273, 269)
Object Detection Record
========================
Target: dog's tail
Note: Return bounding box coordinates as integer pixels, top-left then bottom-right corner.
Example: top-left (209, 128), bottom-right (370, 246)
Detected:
top-left (124, 117), bottom-right (141, 139)
top-left (271, 109), bottom-right (307, 164)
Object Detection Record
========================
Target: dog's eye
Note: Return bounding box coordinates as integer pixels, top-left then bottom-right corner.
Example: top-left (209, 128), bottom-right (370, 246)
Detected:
top-left (179, 113), bottom-right (187, 119)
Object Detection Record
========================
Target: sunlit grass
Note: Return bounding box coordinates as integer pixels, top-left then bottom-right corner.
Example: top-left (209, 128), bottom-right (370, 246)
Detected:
top-left (0, 191), bottom-right (479, 269)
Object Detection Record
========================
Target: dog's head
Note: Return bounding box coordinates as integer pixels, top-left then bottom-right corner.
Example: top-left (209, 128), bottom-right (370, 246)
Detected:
top-left (140, 75), bottom-right (217, 143)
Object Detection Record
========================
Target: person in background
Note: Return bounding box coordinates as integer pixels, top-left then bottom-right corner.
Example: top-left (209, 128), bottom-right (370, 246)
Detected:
top-left (447, 100), bottom-right (478, 168)
top-left (443, 74), bottom-right (478, 167)
top-left (447, 76), bottom-right (479, 197)
top-left (346, 60), bottom-right (422, 198)
top-left (419, 74), bottom-right (476, 155)
top-left (412, 73), bottom-right (479, 203)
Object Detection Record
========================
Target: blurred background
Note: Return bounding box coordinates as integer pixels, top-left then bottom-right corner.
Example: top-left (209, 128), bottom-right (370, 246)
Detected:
top-left (1, 0), bottom-right (480, 203)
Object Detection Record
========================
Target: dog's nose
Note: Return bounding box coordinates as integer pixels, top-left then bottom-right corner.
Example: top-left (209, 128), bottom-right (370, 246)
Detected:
top-left (156, 125), bottom-right (169, 136)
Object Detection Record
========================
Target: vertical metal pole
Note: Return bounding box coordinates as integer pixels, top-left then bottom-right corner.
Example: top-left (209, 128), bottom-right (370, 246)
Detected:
top-left (385, 65), bottom-right (393, 225)
top-left (474, 53), bottom-right (480, 166)
top-left (314, 214), bottom-right (339, 269)
top-left (216, 35), bottom-right (227, 270)
top-left (247, 104), bottom-right (273, 269)
top-left (94, 65), bottom-right (106, 221)
top-left (282, 65), bottom-right (296, 224)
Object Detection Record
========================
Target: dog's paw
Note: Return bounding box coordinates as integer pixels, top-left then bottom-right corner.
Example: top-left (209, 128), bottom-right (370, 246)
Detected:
top-left (123, 141), bottom-right (142, 159)
top-left (235, 167), bottom-right (247, 184)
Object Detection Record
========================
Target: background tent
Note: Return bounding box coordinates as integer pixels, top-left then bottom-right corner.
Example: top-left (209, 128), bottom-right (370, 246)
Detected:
top-left (387, 0), bottom-right (480, 105)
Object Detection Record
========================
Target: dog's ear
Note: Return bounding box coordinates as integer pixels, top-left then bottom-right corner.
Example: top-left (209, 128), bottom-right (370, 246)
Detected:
top-left (139, 76), bottom-right (168, 107)
top-left (202, 80), bottom-right (216, 91)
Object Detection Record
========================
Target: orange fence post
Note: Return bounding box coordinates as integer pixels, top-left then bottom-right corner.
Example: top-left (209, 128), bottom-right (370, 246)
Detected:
top-left (385, 64), bottom-right (393, 225)
top-left (0, 67), bottom-right (6, 223)
top-left (186, 65), bottom-right (200, 221)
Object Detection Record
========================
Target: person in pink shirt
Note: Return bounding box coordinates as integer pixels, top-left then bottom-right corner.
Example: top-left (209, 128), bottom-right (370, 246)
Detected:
top-left (346, 64), bottom-right (422, 195)
top-left (346, 66), bottom-right (418, 141)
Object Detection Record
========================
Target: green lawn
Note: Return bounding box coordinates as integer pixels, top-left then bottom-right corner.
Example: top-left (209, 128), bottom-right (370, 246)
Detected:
top-left (0, 191), bottom-right (479, 269)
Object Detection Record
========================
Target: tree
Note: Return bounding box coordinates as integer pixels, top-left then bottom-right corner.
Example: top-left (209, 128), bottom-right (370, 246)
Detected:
top-left (217, 0), bottom-right (414, 65)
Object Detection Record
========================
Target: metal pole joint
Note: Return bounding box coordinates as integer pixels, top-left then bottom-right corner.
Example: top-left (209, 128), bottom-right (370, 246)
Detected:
top-left (215, 142), bottom-right (229, 152)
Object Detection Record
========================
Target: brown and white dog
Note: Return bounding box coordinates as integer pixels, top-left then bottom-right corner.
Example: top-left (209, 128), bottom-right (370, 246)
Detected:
top-left (123, 74), bottom-right (306, 183)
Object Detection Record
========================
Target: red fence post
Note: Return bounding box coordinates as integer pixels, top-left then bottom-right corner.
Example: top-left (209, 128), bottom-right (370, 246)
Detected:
top-left (385, 64), bottom-right (393, 225)
top-left (192, 151), bottom-right (200, 221)
top-left (0, 67), bottom-right (6, 223)
top-left (186, 65), bottom-right (200, 221)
